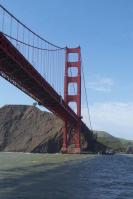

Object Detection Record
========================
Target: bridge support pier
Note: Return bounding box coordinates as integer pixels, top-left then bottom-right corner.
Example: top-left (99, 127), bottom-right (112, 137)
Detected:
top-left (61, 121), bottom-right (68, 153)
top-left (61, 47), bottom-right (81, 154)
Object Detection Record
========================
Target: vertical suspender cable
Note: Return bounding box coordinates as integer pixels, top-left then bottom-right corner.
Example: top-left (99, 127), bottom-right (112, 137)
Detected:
top-left (2, 9), bottom-right (5, 32)
top-left (81, 57), bottom-right (93, 131)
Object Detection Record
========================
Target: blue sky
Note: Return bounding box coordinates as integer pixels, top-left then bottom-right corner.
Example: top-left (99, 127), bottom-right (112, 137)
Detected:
top-left (0, 0), bottom-right (133, 139)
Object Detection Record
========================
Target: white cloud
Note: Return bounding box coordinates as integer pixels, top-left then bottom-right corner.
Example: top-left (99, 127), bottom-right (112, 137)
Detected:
top-left (82, 102), bottom-right (133, 140)
top-left (88, 76), bottom-right (114, 92)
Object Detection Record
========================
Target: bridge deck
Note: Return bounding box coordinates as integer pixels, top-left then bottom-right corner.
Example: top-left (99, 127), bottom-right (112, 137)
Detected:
top-left (0, 32), bottom-right (78, 125)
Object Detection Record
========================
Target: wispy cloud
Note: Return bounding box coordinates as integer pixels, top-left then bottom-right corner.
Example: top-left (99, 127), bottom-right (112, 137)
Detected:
top-left (82, 102), bottom-right (133, 140)
top-left (88, 76), bottom-right (114, 92)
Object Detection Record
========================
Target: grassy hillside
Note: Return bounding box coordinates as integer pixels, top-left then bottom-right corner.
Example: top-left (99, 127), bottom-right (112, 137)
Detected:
top-left (94, 131), bottom-right (133, 152)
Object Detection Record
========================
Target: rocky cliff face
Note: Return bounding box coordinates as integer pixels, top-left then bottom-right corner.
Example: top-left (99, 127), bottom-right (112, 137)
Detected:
top-left (0, 105), bottom-right (94, 153)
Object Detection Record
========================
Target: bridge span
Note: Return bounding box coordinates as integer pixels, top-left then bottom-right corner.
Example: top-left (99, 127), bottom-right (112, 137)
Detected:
top-left (0, 5), bottom-right (92, 153)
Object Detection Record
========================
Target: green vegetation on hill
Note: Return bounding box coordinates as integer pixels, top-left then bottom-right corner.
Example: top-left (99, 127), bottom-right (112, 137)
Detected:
top-left (94, 131), bottom-right (133, 152)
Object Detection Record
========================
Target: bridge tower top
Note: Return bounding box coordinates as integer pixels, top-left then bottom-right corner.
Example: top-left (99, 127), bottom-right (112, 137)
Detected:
top-left (64, 47), bottom-right (81, 117)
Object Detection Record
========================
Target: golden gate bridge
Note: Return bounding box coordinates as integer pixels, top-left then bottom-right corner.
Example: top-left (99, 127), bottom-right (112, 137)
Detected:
top-left (0, 5), bottom-right (92, 153)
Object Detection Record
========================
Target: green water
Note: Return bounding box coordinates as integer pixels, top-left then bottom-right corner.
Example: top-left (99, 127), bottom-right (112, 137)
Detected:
top-left (0, 153), bottom-right (133, 199)
top-left (0, 152), bottom-right (93, 199)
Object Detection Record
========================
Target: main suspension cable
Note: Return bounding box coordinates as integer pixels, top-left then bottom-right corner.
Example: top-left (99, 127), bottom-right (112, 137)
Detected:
top-left (0, 4), bottom-right (65, 50)
top-left (3, 33), bottom-right (65, 51)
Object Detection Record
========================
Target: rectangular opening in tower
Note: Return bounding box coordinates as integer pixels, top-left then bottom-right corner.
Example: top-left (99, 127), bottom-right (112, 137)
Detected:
top-left (68, 102), bottom-right (77, 113)
top-left (68, 53), bottom-right (78, 62)
top-left (68, 82), bottom-right (77, 95)
top-left (68, 67), bottom-right (78, 77)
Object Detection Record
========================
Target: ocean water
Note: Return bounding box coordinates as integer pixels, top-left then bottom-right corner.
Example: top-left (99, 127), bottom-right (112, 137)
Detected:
top-left (0, 153), bottom-right (133, 199)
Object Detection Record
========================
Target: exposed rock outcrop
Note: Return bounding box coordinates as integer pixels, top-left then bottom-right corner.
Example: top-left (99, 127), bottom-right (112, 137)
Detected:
top-left (0, 105), bottom-right (94, 153)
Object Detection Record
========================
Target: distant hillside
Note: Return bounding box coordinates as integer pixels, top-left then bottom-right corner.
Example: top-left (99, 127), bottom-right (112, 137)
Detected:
top-left (94, 130), bottom-right (133, 152)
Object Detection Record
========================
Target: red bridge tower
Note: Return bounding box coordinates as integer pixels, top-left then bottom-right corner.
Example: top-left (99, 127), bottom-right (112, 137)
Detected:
top-left (62, 47), bottom-right (81, 153)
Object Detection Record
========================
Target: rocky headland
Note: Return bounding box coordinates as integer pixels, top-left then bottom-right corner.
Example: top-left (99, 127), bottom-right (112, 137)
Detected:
top-left (0, 105), bottom-right (132, 153)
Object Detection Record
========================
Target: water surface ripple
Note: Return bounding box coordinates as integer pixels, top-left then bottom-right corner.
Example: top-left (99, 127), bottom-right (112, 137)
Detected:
top-left (0, 153), bottom-right (133, 199)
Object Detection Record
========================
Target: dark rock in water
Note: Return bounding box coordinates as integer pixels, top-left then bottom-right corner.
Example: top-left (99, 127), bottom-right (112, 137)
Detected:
top-left (0, 105), bottom-right (94, 153)
top-left (126, 146), bottom-right (133, 154)
top-left (101, 149), bottom-right (115, 155)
